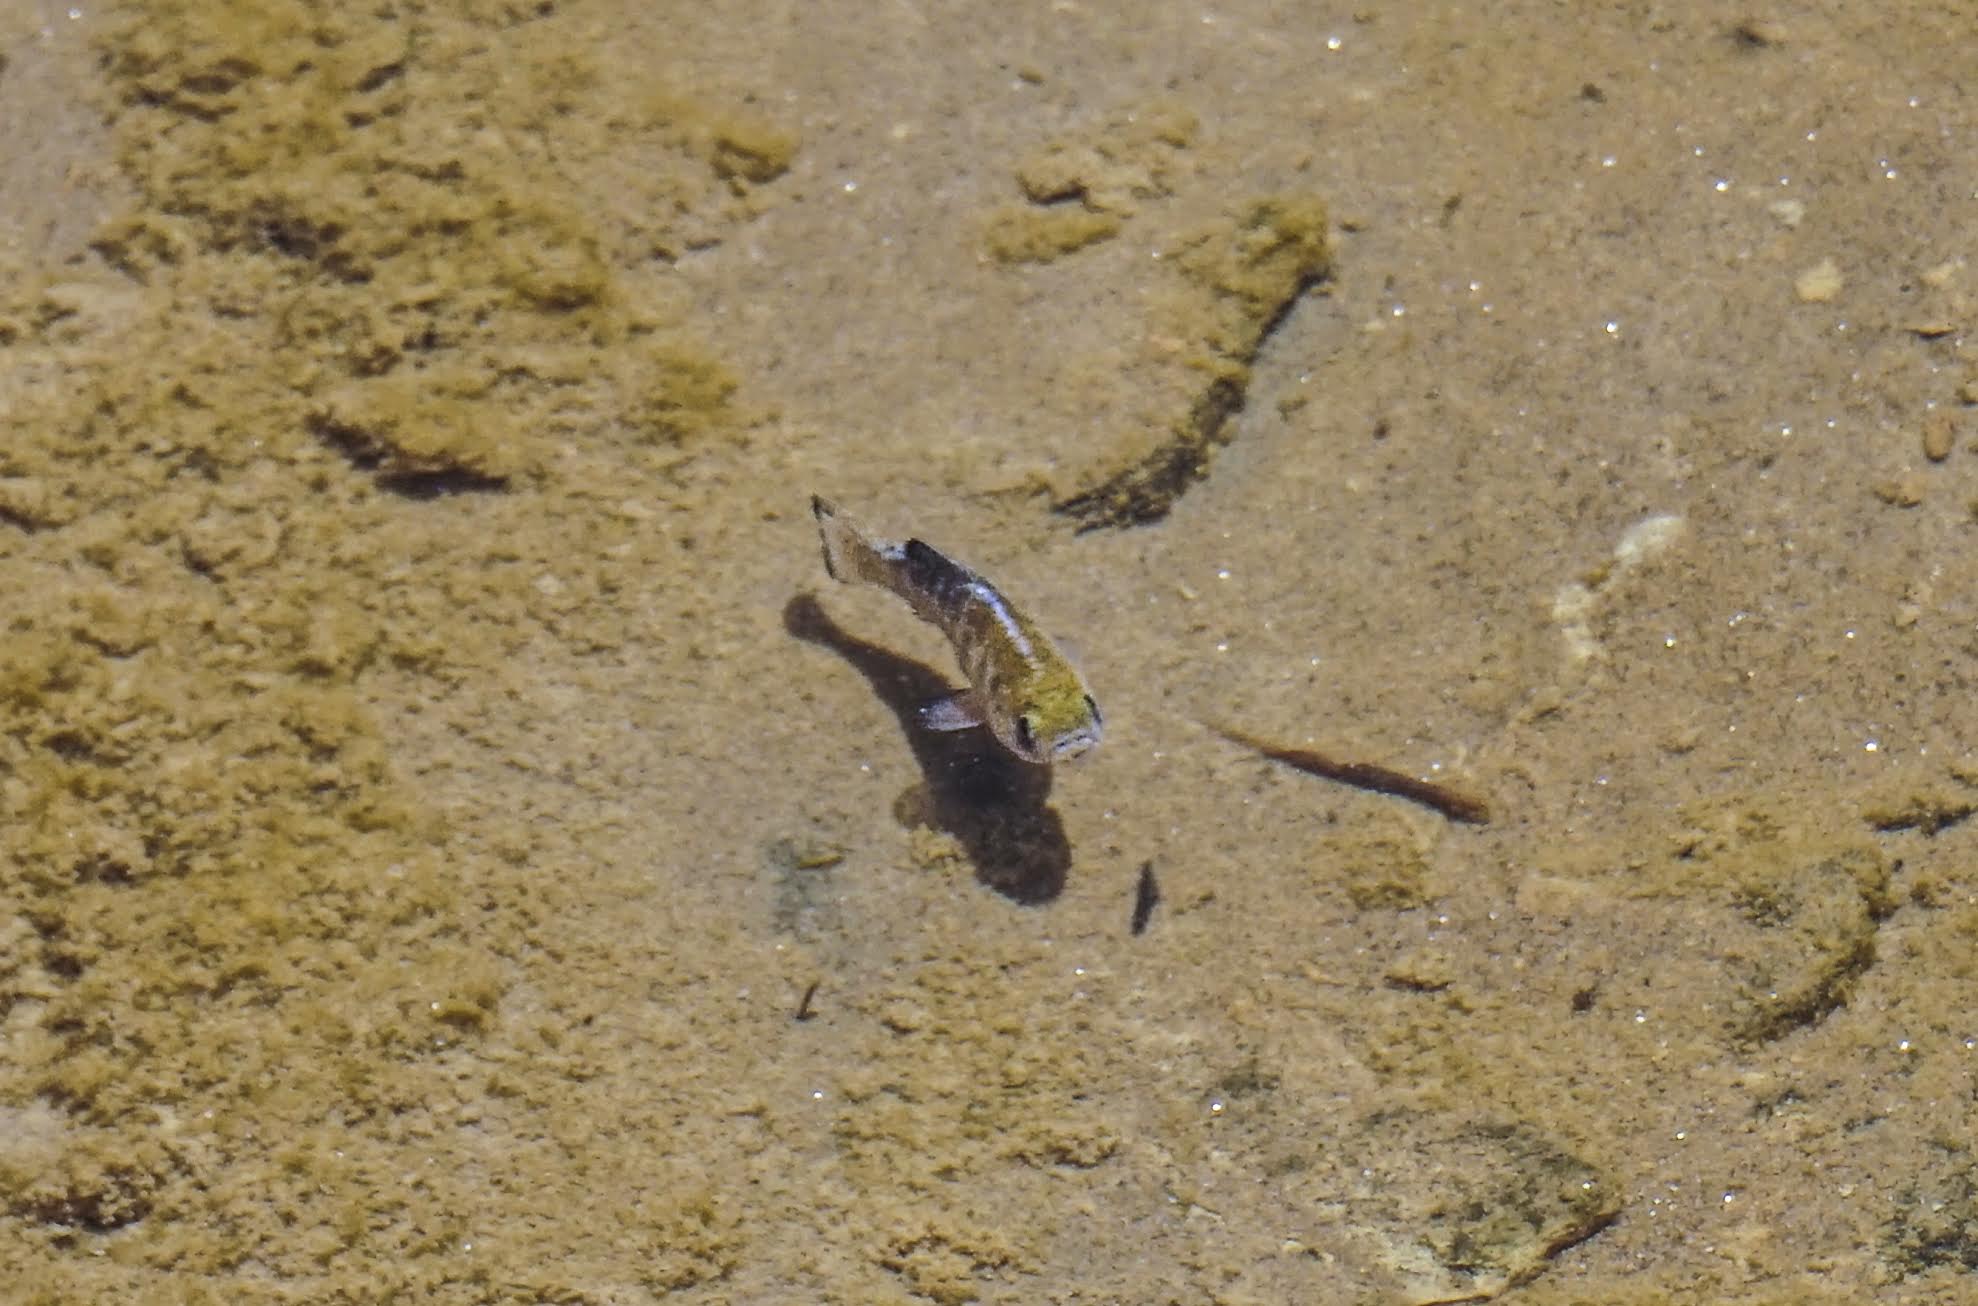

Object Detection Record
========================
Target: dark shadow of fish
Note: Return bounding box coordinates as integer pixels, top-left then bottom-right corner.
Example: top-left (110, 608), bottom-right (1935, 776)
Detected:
top-left (784, 592), bottom-right (1069, 904)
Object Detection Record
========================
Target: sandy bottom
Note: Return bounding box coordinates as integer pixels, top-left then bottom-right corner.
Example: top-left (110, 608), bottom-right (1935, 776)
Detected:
top-left (1, 0), bottom-right (1975, 1301)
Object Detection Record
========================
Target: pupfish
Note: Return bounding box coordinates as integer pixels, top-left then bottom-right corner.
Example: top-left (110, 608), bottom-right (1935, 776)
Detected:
top-left (809, 495), bottom-right (1103, 765)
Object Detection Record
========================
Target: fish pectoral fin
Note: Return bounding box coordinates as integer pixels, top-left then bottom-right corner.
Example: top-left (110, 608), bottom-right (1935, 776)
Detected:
top-left (917, 693), bottom-right (984, 732)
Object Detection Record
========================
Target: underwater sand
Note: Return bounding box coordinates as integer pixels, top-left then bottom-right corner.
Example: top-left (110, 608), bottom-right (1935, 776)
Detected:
top-left (1, 0), bottom-right (1975, 1301)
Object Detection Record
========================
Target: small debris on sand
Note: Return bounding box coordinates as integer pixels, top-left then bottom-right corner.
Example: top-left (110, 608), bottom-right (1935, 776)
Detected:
top-left (1795, 257), bottom-right (1843, 303)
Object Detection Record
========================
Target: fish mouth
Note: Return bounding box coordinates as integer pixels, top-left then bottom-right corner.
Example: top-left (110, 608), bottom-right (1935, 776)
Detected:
top-left (1048, 731), bottom-right (1101, 763)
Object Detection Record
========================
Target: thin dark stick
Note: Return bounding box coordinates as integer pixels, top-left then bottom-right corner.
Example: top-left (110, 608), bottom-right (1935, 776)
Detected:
top-left (794, 980), bottom-right (820, 1022)
top-left (1207, 723), bottom-right (1491, 826)
top-left (1130, 861), bottom-right (1161, 935)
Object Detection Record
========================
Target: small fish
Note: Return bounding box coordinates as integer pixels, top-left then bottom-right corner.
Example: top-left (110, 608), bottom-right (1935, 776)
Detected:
top-left (810, 495), bottom-right (1102, 765)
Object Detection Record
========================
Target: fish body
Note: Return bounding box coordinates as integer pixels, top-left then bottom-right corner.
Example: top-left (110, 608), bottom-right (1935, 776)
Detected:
top-left (810, 495), bottom-right (1102, 765)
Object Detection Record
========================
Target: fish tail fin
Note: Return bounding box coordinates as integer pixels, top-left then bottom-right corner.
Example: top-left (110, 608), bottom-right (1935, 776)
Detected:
top-left (810, 495), bottom-right (884, 586)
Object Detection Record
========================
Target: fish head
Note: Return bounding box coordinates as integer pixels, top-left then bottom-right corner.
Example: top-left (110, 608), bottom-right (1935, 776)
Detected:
top-left (1002, 676), bottom-right (1104, 765)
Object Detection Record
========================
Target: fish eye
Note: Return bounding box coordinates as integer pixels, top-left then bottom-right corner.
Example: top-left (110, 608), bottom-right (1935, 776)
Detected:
top-left (1013, 713), bottom-right (1037, 753)
top-left (1083, 694), bottom-right (1102, 726)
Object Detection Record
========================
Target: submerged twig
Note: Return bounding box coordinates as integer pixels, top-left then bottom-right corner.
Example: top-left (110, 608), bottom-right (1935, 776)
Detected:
top-left (1207, 722), bottom-right (1491, 826)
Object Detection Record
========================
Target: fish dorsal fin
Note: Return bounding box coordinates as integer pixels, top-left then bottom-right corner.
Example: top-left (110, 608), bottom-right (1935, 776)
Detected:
top-left (902, 538), bottom-right (970, 606)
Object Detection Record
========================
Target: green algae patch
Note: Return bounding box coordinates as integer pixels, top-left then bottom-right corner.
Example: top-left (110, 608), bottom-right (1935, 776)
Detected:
top-left (310, 373), bottom-right (522, 490)
top-left (875, 1217), bottom-right (1029, 1306)
top-left (982, 205), bottom-right (1124, 264)
top-left (980, 100), bottom-right (1196, 268)
top-left (0, 560), bottom-right (468, 1267)
top-left (1634, 799), bottom-right (1897, 1047)
top-left (1723, 844), bottom-right (1894, 1045)
top-left (1331, 806), bottom-right (1442, 911)
top-left (1013, 99), bottom-right (1198, 217)
top-left (1534, 794), bottom-right (1898, 1048)
top-left (88, 0), bottom-right (783, 496)
top-left (823, 944), bottom-right (1107, 1298)
top-left (646, 92), bottom-right (800, 187)
top-left (1057, 194), bottom-right (1333, 528)
top-left (1885, 1145), bottom-right (1978, 1279)
top-left (637, 339), bottom-right (744, 445)
top-left (1339, 1112), bottom-right (1617, 1304)
top-left (1514, 1280), bottom-right (1870, 1306)
top-left (0, 0), bottom-right (795, 1295)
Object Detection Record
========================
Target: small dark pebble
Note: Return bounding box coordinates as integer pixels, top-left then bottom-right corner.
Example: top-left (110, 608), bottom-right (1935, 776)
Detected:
top-left (1130, 861), bottom-right (1161, 936)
